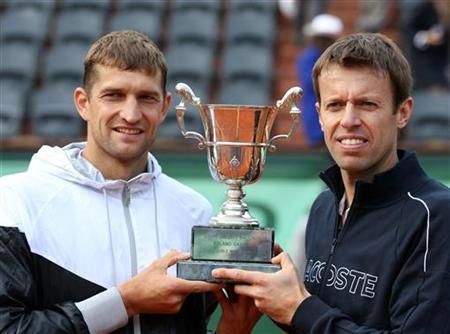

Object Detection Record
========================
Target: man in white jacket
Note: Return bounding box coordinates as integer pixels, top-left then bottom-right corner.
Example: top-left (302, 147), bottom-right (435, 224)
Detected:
top-left (0, 31), bottom-right (259, 334)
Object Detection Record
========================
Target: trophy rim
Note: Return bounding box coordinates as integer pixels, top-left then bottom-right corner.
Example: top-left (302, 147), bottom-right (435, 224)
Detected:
top-left (199, 103), bottom-right (275, 109)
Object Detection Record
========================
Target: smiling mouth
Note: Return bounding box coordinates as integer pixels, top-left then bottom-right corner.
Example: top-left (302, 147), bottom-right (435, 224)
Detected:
top-left (115, 127), bottom-right (142, 135)
top-left (339, 138), bottom-right (367, 145)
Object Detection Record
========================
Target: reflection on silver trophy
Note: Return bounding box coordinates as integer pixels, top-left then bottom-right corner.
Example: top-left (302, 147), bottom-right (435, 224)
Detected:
top-left (175, 83), bottom-right (303, 282)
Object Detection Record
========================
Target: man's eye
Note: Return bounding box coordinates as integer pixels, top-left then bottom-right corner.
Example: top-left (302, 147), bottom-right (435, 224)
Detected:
top-left (327, 102), bottom-right (342, 111)
top-left (361, 101), bottom-right (377, 109)
top-left (104, 93), bottom-right (121, 99)
top-left (141, 95), bottom-right (159, 103)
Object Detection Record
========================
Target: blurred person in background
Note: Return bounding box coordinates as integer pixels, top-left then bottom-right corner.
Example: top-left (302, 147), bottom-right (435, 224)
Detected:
top-left (213, 32), bottom-right (450, 333)
top-left (278, 0), bottom-right (329, 45)
top-left (295, 14), bottom-right (343, 147)
top-left (356, 0), bottom-right (389, 33)
top-left (0, 30), bottom-right (258, 334)
top-left (407, 0), bottom-right (449, 91)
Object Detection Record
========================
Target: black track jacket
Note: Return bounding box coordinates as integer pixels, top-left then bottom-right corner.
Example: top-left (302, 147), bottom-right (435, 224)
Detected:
top-left (293, 150), bottom-right (450, 333)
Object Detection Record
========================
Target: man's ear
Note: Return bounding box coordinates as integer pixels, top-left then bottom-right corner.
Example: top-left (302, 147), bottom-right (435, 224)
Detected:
top-left (397, 97), bottom-right (413, 129)
top-left (315, 101), bottom-right (324, 131)
top-left (74, 87), bottom-right (90, 121)
top-left (160, 92), bottom-right (172, 122)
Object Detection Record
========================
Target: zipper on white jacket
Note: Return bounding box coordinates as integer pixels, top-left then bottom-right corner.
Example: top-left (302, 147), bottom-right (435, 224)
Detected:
top-left (122, 184), bottom-right (137, 275)
top-left (122, 184), bottom-right (141, 334)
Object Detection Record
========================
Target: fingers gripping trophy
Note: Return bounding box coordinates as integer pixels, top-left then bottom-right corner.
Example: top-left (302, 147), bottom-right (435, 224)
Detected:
top-left (175, 83), bottom-right (303, 282)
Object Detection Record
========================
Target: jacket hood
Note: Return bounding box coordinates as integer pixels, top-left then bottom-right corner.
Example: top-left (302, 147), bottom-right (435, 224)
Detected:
top-left (27, 142), bottom-right (162, 192)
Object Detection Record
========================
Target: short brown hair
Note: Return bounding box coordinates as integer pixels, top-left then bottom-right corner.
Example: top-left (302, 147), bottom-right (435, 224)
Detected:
top-left (312, 33), bottom-right (413, 111)
top-left (83, 30), bottom-right (167, 94)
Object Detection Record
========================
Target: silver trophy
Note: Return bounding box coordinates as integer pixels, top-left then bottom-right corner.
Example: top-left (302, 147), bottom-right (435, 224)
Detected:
top-left (175, 83), bottom-right (303, 282)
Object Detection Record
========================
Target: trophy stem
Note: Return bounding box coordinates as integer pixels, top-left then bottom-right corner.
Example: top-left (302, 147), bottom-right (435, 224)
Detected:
top-left (210, 183), bottom-right (259, 227)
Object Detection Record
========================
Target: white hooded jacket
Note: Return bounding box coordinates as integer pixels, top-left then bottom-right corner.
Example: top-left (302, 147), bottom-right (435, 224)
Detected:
top-left (0, 142), bottom-right (213, 333)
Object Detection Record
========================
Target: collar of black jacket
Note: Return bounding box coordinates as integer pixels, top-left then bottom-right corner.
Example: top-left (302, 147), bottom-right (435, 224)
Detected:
top-left (319, 149), bottom-right (430, 207)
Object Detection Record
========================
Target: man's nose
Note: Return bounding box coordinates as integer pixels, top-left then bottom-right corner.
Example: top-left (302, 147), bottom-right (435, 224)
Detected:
top-left (340, 103), bottom-right (361, 128)
top-left (120, 97), bottom-right (142, 123)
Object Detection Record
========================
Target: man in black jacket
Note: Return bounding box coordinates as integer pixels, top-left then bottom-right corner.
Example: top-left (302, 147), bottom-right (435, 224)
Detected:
top-left (213, 32), bottom-right (450, 333)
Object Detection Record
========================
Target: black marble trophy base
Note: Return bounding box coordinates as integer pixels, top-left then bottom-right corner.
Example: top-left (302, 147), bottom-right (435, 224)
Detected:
top-left (176, 225), bottom-right (280, 282)
top-left (177, 260), bottom-right (279, 282)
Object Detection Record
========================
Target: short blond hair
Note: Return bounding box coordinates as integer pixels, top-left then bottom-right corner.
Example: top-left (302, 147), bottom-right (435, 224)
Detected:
top-left (83, 30), bottom-right (167, 94)
top-left (313, 33), bottom-right (413, 111)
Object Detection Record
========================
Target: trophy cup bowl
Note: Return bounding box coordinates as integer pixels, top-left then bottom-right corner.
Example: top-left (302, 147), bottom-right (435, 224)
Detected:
top-left (175, 83), bottom-right (303, 282)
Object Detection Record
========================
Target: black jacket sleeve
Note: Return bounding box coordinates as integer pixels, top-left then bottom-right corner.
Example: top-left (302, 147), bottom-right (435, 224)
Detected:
top-left (0, 226), bottom-right (90, 333)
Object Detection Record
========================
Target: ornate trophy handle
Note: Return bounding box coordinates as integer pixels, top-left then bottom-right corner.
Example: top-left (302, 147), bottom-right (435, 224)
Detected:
top-left (268, 86), bottom-right (303, 151)
top-left (175, 83), bottom-right (206, 149)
